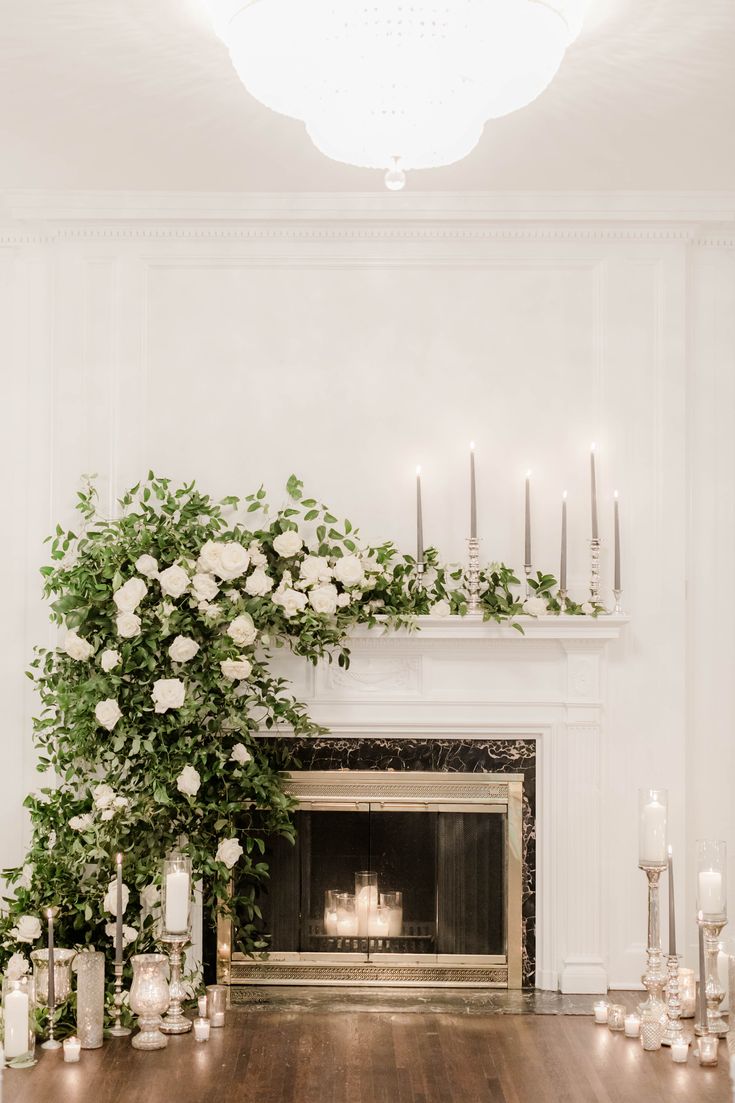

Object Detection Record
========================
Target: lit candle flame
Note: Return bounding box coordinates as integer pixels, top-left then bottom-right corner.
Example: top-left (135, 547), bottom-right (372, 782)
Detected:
top-left (526, 469), bottom-right (532, 480)
top-left (614, 489), bottom-right (619, 500)
top-left (591, 442), bottom-right (596, 453)
top-left (562, 490), bottom-right (568, 501)
top-left (416, 465), bottom-right (421, 476)
top-left (116, 853), bottom-right (123, 865)
top-left (469, 441), bottom-right (475, 451)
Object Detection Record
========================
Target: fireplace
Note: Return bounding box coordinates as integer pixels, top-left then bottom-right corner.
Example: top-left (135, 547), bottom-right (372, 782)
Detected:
top-left (219, 766), bottom-right (525, 989)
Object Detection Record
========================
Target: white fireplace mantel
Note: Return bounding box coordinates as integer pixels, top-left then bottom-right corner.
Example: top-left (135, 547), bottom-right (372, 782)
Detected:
top-left (269, 614), bottom-right (629, 994)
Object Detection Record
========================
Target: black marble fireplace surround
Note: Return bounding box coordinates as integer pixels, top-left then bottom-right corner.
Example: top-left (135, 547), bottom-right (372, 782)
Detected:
top-left (281, 736), bottom-right (537, 987)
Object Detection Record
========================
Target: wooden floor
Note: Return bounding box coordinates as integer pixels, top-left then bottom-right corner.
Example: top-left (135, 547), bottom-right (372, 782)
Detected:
top-left (3, 1009), bottom-right (732, 1103)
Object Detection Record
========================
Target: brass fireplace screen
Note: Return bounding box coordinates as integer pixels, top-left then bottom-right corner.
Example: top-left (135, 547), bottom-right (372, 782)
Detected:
top-left (218, 771), bottom-right (523, 990)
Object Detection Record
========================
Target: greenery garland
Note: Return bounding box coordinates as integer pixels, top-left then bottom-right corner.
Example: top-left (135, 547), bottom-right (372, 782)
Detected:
top-left (0, 473), bottom-right (600, 1030)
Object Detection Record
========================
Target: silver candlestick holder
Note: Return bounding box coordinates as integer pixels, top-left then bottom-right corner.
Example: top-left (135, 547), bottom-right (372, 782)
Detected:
top-left (638, 864), bottom-right (668, 1018)
top-left (612, 588), bottom-right (623, 614)
top-left (466, 537), bottom-right (481, 615)
top-left (557, 588), bottom-right (567, 614)
top-left (695, 916), bottom-right (729, 1037)
top-left (661, 953), bottom-right (685, 1046)
top-left (109, 960), bottom-right (131, 1037)
top-left (524, 565), bottom-right (532, 598)
top-left (415, 560), bottom-right (425, 588)
top-left (159, 935), bottom-right (192, 1034)
top-left (589, 538), bottom-right (601, 604)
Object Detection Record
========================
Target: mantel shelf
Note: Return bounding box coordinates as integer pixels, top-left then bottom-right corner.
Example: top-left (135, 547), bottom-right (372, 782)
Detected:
top-left (347, 614), bottom-right (629, 643)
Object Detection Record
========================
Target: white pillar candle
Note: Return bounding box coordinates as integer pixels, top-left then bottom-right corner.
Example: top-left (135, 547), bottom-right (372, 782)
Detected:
top-left (336, 914), bottom-right (358, 937)
top-left (641, 798), bottom-right (667, 864)
top-left (165, 869), bottom-right (190, 933)
top-left (197, 994), bottom-right (208, 1018)
top-left (593, 1001), bottom-right (609, 1023)
top-left (4, 987), bottom-right (29, 1059)
top-left (699, 870), bottom-right (724, 916)
top-left (324, 909), bottom-right (338, 936)
top-left (63, 1036), bottom-right (81, 1063)
top-left (355, 885), bottom-right (379, 936)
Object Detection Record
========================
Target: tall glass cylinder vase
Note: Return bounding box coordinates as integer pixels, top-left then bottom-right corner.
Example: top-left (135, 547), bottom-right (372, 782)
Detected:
top-left (74, 950), bottom-right (105, 1049)
top-left (2, 975), bottom-right (35, 1062)
top-left (697, 840), bottom-right (727, 923)
top-left (638, 788), bottom-right (668, 1016)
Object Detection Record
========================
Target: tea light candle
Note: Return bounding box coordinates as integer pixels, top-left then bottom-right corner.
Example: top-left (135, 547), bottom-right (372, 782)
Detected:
top-left (197, 994), bottom-right (208, 1019)
top-left (593, 1001), bottom-right (609, 1024)
top-left (193, 1017), bottom-right (210, 1042)
top-left (671, 1039), bottom-right (689, 1063)
top-left (63, 1036), bottom-right (81, 1063)
top-left (624, 1013), bottom-right (641, 1037)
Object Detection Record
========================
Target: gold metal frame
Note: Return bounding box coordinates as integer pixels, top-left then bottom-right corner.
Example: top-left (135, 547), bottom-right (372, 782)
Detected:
top-left (219, 771), bottom-right (524, 989)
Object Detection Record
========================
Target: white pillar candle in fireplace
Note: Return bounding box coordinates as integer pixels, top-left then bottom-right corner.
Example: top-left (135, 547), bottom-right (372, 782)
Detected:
top-left (4, 987), bottom-right (29, 1059)
top-left (640, 797), bottom-right (667, 865)
top-left (698, 870), bottom-right (724, 916)
top-left (336, 914), bottom-right (358, 937)
top-left (355, 885), bottom-right (379, 936)
top-left (165, 868), bottom-right (190, 933)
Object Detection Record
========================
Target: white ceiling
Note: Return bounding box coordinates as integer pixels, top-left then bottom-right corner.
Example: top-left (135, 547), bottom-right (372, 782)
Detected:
top-left (1, 0), bottom-right (734, 193)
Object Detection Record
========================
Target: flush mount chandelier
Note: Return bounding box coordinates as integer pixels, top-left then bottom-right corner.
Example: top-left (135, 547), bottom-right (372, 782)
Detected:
top-left (205, 1), bottom-right (588, 189)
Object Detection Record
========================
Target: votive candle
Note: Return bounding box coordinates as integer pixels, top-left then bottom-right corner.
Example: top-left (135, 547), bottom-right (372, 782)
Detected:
top-left (624, 1013), bottom-right (641, 1037)
top-left (593, 1000), bottom-right (609, 1024)
top-left (671, 1039), bottom-right (689, 1063)
top-left (63, 1036), bottom-right (81, 1063)
top-left (193, 1017), bottom-right (210, 1042)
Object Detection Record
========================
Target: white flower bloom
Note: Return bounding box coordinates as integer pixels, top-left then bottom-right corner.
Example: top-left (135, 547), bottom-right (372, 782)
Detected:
top-left (103, 880), bottom-right (130, 917)
top-left (95, 698), bottom-right (122, 731)
top-left (112, 795), bottom-right (128, 811)
top-left (69, 813), bottom-right (94, 832)
top-left (191, 572), bottom-right (219, 603)
top-left (198, 601), bottom-right (222, 621)
top-left (6, 952), bottom-right (30, 981)
top-left (105, 923), bottom-right (137, 948)
top-left (334, 555), bottom-right (364, 587)
top-left (248, 543), bottom-right (268, 568)
top-left (230, 743), bottom-right (252, 766)
top-left (300, 556), bottom-right (333, 584)
top-left (159, 600), bottom-right (175, 618)
top-left (168, 635), bottom-right (200, 664)
top-left (215, 837), bottom-right (244, 870)
top-left (92, 783), bottom-right (116, 811)
top-left (220, 657), bottom-right (252, 681)
top-left (9, 915), bottom-right (42, 944)
top-left (152, 678), bottom-right (186, 713)
top-left (17, 864), bottom-right (33, 891)
top-left (135, 554), bottom-right (159, 578)
top-left (100, 809), bottom-right (115, 821)
top-left (225, 588), bottom-right (239, 603)
top-left (272, 530), bottom-right (303, 558)
top-left (116, 612), bottom-right (141, 639)
top-left (113, 576), bottom-right (148, 614)
top-left (176, 764), bottom-right (201, 797)
top-left (197, 540), bottom-right (224, 575)
top-left (244, 568), bottom-right (274, 597)
top-left (273, 587), bottom-right (308, 618)
top-left (158, 564), bottom-right (189, 599)
top-left (309, 583), bottom-right (339, 616)
top-left (63, 631), bottom-right (94, 661)
top-left (336, 592), bottom-right (351, 608)
top-left (430, 600), bottom-right (451, 618)
top-left (227, 613), bottom-right (258, 647)
top-left (214, 542), bottom-right (250, 581)
top-left (581, 601), bottom-right (596, 616)
top-left (100, 649), bottom-right (121, 672)
top-left (522, 596), bottom-right (548, 617)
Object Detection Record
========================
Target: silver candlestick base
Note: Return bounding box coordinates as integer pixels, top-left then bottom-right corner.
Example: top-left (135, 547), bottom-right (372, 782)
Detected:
top-left (109, 961), bottom-right (131, 1037)
top-left (160, 936), bottom-right (192, 1034)
top-left (466, 537), bottom-right (481, 615)
top-left (524, 565), bottom-right (532, 598)
top-left (695, 916), bottom-right (729, 1037)
top-left (612, 588), bottom-right (623, 614)
top-left (415, 560), bottom-right (425, 587)
top-left (589, 538), bottom-right (601, 604)
top-left (638, 865), bottom-right (668, 1018)
top-left (661, 953), bottom-right (685, 1046)
top-left (557, 589), bottom-right (567, 614)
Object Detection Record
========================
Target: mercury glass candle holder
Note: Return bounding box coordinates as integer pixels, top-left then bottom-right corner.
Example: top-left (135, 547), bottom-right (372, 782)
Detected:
top-left (129, 953), bottom-right (170, 1051)
top-left (73, 950), bottom-right (105, 1049)
top-left (640, 1007), bottom-right (666, 1051)
top-left (31, 947), bottom-right (76, 1050)
top-left (607, 1004), bottom-right (626, 1032)
top-left (696, 1034), bottom-right (719, 1066)
top-left (206, 984), bottom-right (227, 1028)
top-left (2, 975), bottom-right (36, 1062)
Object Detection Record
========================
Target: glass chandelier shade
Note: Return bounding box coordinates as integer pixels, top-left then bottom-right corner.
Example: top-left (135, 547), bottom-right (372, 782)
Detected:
top-left (205, 0), bottom-right (588, 187)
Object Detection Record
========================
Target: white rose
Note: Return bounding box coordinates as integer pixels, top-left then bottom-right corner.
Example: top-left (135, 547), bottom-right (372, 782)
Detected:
top-left (92, 783), bottom-right (116, 811)
top-left (112, 795), bottom-right (128, 811)
top-left (220, 657), bottom-right (253, 681)
top-left (197, 540), bottom-right (223, 575)
top-left (244, 569), bottom-right (274, 597)
top-left (105, 923), bottom-right (137, 948)
top-left (95, 698), bottom-right (122, 731)
top-left (272, 530), bottom-right (303, 558)
top-left (10, 915), bottom-right (42, 944)
top-left (334, 555), bottom-right (364, 587)
top-left (113, 576), bottom-right (148, 614)
top-left (158, 564), bottom-right (189, 599)
top-left (523, 596), bottom-right (548, 617)
top-left (249, 543), bottom-right (268, 568)
top-left (69, 813), bottom-right (94, 832)
top-left (116, 612), bottom-right (141, 639)
top-left (273, 588), bottom-right (308, 618)
top-left (100, 809), bottom-right (115, 821)
top-left (214, 542), bottom-right (250, 581)
top-left (431, 600), bottom-right (451, 618)
top-left (198, 601), bottom-right (222, 621)
top-left (581, 601), bottom-right (596, 616)
top-left (103, 880), bottom-right (130, 917)
top-left (176, 764), bottom-right (201, 797)
top-left (100, 649), bottom-right (121, 672)
top-left (300, 556), bottom-right (333, 584)
top-left (6, 953), bottom-right (30, 981)
top-left (168, 635), bottom-right (200, 664)
top-left (215, 837), bottom-right (244, 870)
top-left (336, 592), bottom-right (351, 608)
top-left (152, 678), bottom-right (186, 713)
top-left (309, 583), bottom-right (339, 616)
top-left (227, 613), bottom-right (258, 647)
top-left (192, 573), bottom-right (219, 602)
top-left (230, 743), bottom-right (252, 766)
top-left (17, 864), bottom-right (33, 891)
top-left (135, 554), bottom-right (159, 578)
top-left (63, 631), bottom-right (93, 661)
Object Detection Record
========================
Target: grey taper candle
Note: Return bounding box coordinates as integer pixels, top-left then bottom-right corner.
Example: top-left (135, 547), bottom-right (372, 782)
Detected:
top-left (614, 491), bottom-right (621, 591)
top-left (416, 466), bottom-right (424, 564)
top-left (560, 492), bottom-right (568, 592)
top-left (46, 909), bottom-right (55, 1009)
top-left (470, 443), bottom-right (477, 539)
top-left (698, 911), bottom-right (707, 1032)
top-left (524, 472), bottom-right (532, 568)
top-left (115, 853), bottom-right (123, 966)
top-left (667, 845), bottom-right (676, 956)
top-left (590, 444), bottom-right (599, 540)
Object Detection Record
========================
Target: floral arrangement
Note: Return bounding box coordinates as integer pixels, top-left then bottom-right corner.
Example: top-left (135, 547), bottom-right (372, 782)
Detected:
top-left (0, 473), bottom-right (600, 1015)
